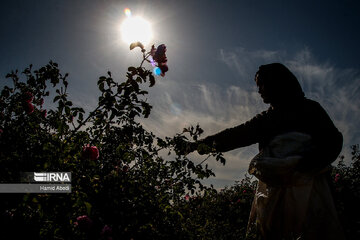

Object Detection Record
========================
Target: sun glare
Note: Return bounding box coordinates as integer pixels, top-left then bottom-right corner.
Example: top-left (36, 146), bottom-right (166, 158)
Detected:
top-left (121, 15), bottom-right (153, 46)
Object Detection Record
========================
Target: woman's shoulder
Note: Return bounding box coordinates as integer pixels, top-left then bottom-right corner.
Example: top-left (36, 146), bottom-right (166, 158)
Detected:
top-left (303, 98), bottom-right (321, 107)
top-left (300, 98), bottom-right (339, 132)
top-left (300, 98), bottom-right (327, 114)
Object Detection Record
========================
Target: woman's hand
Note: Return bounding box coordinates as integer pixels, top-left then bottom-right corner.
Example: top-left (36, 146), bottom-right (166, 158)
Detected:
top-left (174, 138), bottom-right (214, 156)
top-left (174, 140), bottom-right (198, 155)
top-left (186, 141), bottom-right (199, 154)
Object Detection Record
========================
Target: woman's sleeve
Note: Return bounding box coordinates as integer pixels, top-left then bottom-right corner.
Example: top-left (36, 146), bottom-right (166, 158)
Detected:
top-left (199, 111), bottom-right (268, 152)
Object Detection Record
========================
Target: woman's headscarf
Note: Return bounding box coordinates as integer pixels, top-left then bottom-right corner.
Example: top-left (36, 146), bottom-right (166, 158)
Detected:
top-left (255, 63), bottom-right (305, 105)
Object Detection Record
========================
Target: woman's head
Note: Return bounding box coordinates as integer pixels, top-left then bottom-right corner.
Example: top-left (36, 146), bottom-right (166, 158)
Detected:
top-left (255, 63), bottom-right (304, 105)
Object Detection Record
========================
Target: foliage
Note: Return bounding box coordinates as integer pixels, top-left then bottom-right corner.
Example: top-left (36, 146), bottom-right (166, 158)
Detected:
top-left (331, 144), bottom-right (360, 240)
top-left (172, 175), bottom-right (257, 240)
top-left (0, 44), bottom-right (224, 239)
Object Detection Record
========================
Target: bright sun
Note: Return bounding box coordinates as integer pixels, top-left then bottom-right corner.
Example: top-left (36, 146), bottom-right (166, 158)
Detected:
top-left (121, 16), bottom-right (153, 46)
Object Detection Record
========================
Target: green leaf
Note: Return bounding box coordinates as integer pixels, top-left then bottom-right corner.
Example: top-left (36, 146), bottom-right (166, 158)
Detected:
top-left (99, 82), bottom-right (105, 92)
top-left (1, 89), bottom-right (9, 98)
top-left (149, 74), bottom-right (155, 87)
top-left (84, 201), bottom-right (92, 215)
top-left (98, 76), bottom-right (106, 85)
top-left (65, 106), bottom-right (70, 115)
top-left (53, 95), bottom-right (60, 103)
top-left (136, 77), bottom-right (143, 83)
top-left (128, 67), bottom-right (136, 72)
top-left (130, 80), bottom-right (139, 92)
top-left (216, 154), bottom-right (226, 165)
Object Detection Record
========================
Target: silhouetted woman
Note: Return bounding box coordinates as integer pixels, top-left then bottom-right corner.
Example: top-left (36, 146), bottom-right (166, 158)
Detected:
top-left (191, 63), bottom-right (345, 239)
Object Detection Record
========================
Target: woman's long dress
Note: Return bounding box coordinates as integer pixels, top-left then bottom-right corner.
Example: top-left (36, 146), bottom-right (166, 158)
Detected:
top-left (247, 132), bottom-right (345, 240)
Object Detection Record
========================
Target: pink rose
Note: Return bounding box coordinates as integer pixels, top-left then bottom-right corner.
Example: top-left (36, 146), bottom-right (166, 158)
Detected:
top-left (236, 199), bottom-right (246, 204)
top-left (185, 194), bottom-right (190, 201)
top-left (152, 44), bottom-right (169, 77)
top-left (74, 215), bottom-right (93, 231)
top-left (158, 64), bottom-right (169, 77)
top-left (24, 102), bottom-right (35, 114)
top-left (153, 44), bottom-right (167, 63)
top-left (101, 225), bottom-right (113, 239)
top-left (24, 92), bottom-right (33, 103)
top-left (334, 173), bottom-right (340, 183)
top-left (82, 144), bottom-right (99, 161)
top-left (122, 165), bottom-right (129, 172)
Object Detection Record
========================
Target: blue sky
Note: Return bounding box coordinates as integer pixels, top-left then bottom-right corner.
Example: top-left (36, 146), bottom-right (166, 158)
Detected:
top-left (1, 0), bottom-right (360, 188)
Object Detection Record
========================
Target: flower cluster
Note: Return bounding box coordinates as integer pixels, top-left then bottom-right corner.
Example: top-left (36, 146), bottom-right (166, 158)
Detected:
top-left (150, 44), bottom-right (168, 77)
top-left (22, 92), bottom-right (47, 117)
top-left (74, 215), bottom-right (113, 239)
top-left (129, 42), bottom-right (169, 77)
top-left (23, 91), bottom-right (34, 114)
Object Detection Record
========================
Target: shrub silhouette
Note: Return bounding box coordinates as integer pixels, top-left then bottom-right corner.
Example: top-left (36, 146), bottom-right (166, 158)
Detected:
top-left (0, 46), bottom-right (223, 239)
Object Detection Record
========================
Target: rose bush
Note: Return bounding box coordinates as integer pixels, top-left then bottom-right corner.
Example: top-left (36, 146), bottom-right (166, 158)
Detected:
top-left (331, 144), bottom-right (360, 240)
top-left (0, 44), bottom-right (224, 239)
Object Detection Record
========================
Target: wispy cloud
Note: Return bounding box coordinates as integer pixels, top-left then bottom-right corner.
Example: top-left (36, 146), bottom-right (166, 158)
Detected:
top-left (140, 46), bottom-right (360, 188)
top-left (287, 48), bottom-right (360, 149)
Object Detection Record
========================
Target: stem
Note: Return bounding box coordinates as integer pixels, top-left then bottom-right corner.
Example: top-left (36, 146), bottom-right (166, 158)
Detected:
top-left (199, 154), bottom-right (211, 165)
top-left (71, 121), bottom-right (76, 130)
top-left (90, 115), bottom-right (107, 145)
top-left (66, 48), bottom-right (148, 141)
top-left (66, 104), bottom-right (101, 140)
top-left (140, 52), bottom-right (151, 68)
top-left (66, 88), bottom-right (122, 141)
